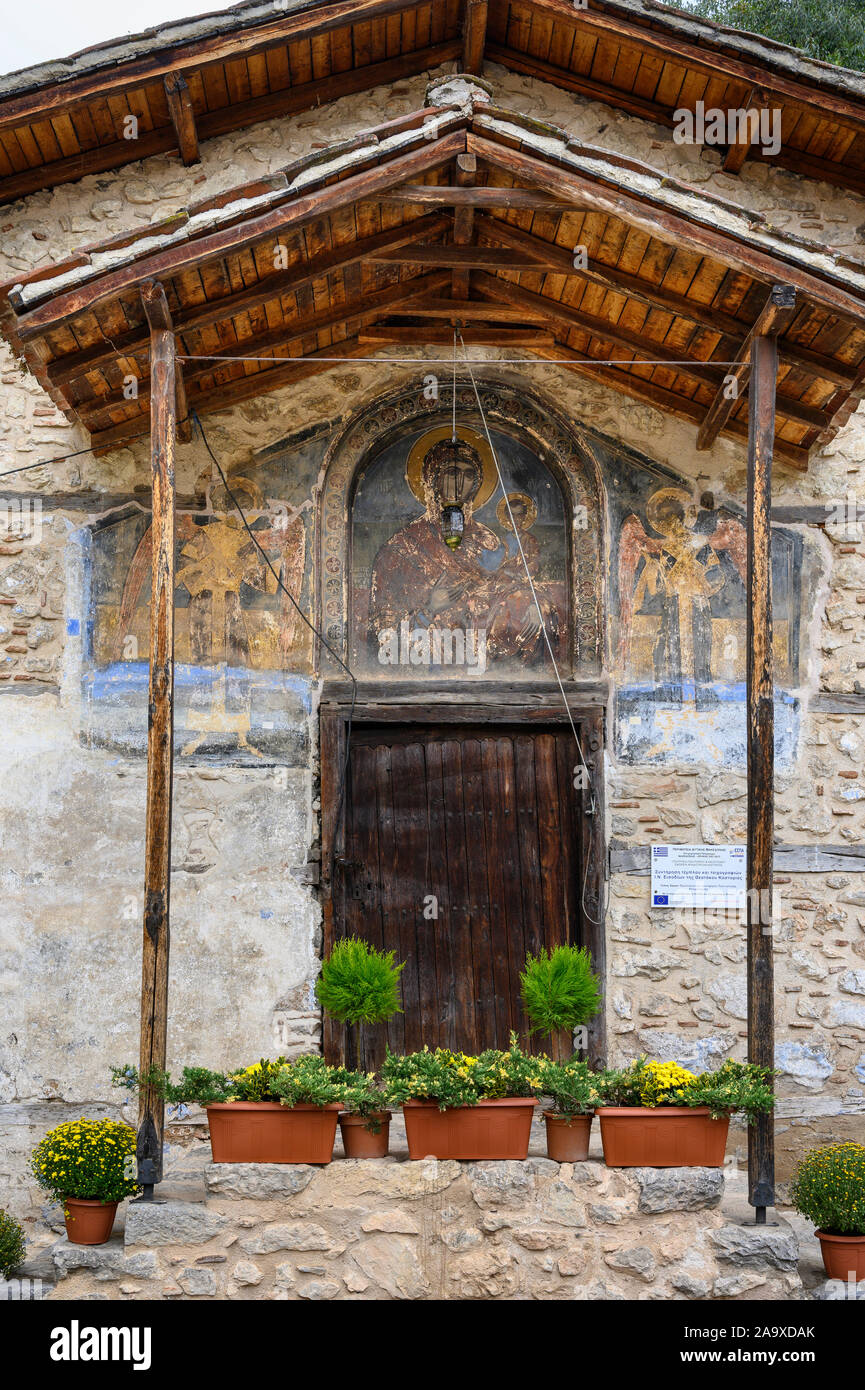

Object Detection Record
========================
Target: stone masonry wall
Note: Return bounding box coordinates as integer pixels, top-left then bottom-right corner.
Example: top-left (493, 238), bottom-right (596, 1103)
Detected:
top-left (1, 56), bottom-right (864, 1223)
top-left (47, 1159), bottom-right (801, 1302)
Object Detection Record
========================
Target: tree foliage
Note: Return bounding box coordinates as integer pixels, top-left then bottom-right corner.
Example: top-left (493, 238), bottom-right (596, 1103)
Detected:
top-left (679, 0), bottom-right (865, 71)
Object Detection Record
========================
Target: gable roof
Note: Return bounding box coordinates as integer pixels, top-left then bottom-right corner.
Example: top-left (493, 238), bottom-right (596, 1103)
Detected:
top-left (1, 0), bottom-right (865, 205)
top-left (3, 86), bottom-right (865, 467)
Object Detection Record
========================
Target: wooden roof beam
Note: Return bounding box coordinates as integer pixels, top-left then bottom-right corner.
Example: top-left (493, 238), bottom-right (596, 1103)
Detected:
top-left (514, 0), bottom-right (865, 129)
top-left (462, 0), bottom-right (488, 75)
top-left (478, 217), bottom-right (858, 391)
top-left (721, 88), bottom-right (757, 176)
top-left (81, 270), bottom-right (452, 427)
top-left (534, 341), bottom-right (809, 470)
top-left (90, 338), bottom-right (373, 454)
top-left (163, 73), bottom-right (200, 167)
top-left (360, 326), bottom-right (554, 344)
top-left (696, 285), bottom-right (798, 451)
top-left (13, 129), bottom-right (466, 341)
top-left (474, 271), bottom-right (824, 434)
top-left (484, 45), bottom-right (865, 200)
top-left (0, 0), bottom-right (438, 131)
top-left (374, 185), bottom-right (573, 209)
top-left (47, 213), bottom-right (450, 386)
top-left (467, 131), bottom-right (865, 323)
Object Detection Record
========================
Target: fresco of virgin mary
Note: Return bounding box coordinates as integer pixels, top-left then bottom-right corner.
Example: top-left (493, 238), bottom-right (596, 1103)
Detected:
top-left (367, 427), bottom-right (561, 668)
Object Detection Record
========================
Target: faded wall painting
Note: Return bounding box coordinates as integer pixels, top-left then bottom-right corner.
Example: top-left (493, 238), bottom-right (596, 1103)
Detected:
top-left (604, 442), bottom-right (805, 766)
top-left (83, 465), bottom-right (318, 763)
top-left (351, 424), bottom-right (570, 678)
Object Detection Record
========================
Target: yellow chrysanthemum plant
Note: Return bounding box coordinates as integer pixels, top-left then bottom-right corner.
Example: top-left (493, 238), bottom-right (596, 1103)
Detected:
top-left (597, 1055), bottom-right (776, 1122)
top-left (112, 1056), bottom-right (370, 1111)
top-left (382, 1033), bottom-right (547, 1111)
top-left (791, 1142), bottom-right (865, 1237)
top-left (31, 1119), bottom-right (139, 1209)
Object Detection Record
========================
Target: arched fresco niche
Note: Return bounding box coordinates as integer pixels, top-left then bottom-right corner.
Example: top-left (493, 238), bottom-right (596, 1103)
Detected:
top-left (318, 379), bottom-right (603, 680)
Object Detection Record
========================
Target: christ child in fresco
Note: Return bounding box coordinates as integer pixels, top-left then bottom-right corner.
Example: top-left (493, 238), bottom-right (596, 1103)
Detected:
top-left (368, 436), bottom-right (559, 666)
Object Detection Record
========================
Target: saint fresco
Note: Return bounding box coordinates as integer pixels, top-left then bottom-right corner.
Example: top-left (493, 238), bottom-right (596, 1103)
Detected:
top-left (93, 477), bottom-right (308, 671)
top-left (618, 486), bottom-right (749, 697)
top-left (353, 425), bottom-right (569, 676)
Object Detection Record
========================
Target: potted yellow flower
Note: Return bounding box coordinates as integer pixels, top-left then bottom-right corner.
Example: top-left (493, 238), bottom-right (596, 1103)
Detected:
top-left (31, 1119), bottom-right (139, 1245)
top-left (382, 1034), bottom-right (541, 1160)
top-left (596, 1057), bottom-right (775, 1166)
top-left (113, 1056), bottom-right (349, 1165)
top-left (791, 1142), bottom-right (865, 1282)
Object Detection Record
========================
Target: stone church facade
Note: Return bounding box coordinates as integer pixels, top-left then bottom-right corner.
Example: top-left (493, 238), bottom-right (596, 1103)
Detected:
top-left (0, 0), bottom-right (863, 1240)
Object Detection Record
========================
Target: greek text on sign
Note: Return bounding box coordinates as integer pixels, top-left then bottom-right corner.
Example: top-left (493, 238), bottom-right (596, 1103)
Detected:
top-left (651, 844), bottom-right (746, 910)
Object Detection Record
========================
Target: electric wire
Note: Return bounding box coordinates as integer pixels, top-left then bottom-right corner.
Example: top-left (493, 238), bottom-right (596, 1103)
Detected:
top-left (190, 411), bottom-right (357, 887)
top-left (455, 328), bottom-right (609, 929)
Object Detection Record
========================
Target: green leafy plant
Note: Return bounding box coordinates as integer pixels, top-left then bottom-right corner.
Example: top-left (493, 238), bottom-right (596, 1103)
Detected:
top-left (316, 937), bottom-right (405, 1064)
top-left (791, 1142), bottom-right (865, 1236)
top-left (270, 1054), bottom-right (356, 1109)
top-left (383, 1033), bottom-right (545, 1111)
top-left (31, 1119), bottom-right (139, 1207)
top-left (533, 1056), bottom-right (603, 1118)
top-left (520, 945), bottom-right (601, 1057)
top-left (0, 1210), bottom-right (26, 1279)
top-left (597, 1057), bottom-right (776, 1122)
top-left (332, 1067), bottom-right (390, 1132)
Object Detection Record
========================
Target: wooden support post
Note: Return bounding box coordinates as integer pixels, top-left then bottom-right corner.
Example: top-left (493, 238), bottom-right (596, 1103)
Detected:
top-left (462, 0), bottom-right (488, 75)
top-left (452, 152), bottom-right (477, 299)
top-left (747, 329), bottom-right (778, 1221)
top-left (696, 284), bottom-right (797, 451)
top-left (136, 280), bottom-right (177, 1196)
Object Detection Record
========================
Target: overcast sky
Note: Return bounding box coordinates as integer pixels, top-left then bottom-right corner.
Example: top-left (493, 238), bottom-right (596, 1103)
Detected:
top-left (3, 0), bottom-right (231, 76)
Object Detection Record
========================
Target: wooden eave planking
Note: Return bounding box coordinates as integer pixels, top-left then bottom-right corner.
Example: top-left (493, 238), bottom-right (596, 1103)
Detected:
top-left (3, 0), bottom-right (865, 199)
top-left (4, 104), bottom-right (865, 466)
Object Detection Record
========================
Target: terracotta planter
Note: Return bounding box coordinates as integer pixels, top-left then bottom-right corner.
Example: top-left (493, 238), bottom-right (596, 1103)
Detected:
top-left (338, 1111), bottom-right (391, 1159)
top-left (598, 1106), bottom-right (730, 1167)
top-left (64, 1198), bottom-right (119, 1246)
top-left (403, 1098), bottom-right (538, 1160)
top-left (543, 1110), bottom-right (593, 1162)
top-left (816, 1230), bottom-right (865, 1283)
top-left (206, 1101), bottom-right (342, 1164)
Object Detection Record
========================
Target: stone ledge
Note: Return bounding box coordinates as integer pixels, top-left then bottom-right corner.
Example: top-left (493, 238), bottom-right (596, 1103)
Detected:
top-left (43, 1160), bottom-right (804, 1301)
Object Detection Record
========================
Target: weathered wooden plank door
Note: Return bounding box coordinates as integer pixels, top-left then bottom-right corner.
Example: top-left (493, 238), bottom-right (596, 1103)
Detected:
top-left (328, 723), bottom-right (581, 1069)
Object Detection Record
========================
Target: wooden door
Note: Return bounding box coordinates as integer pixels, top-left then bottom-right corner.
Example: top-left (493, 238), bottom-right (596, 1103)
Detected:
top-left (328, 723), bottom-right (581, 1068)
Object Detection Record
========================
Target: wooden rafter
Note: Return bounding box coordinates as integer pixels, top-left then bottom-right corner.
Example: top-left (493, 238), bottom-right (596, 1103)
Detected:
top-left (534, 340), bottom-right (808, 470)
top-left (163, 73), bottom-right (199, 167)
top-left (47, 214), bottom-right (450, 386)
top-left (82, 271), bottom-right (453, 426)
top-left (452, 152), bottom-right (477, 299)
top-left (0, 0), bottom-right (439, 130)
top-left (696, 285), bottom-right (798, 451)
top-left (14, 130), bottom-right (466, 340)
top-left (375, 185), bottom-right (573, 209)
top-left (90, 337), bottom-right (374, 452)
top-left (478, 217), bottom-right (857, 391)
top-left (475, 272), bottom-right (825, 434)
top-left (467, 132), bottom-right (865, 323)
top-left (360, 326), bottom-right (555, 344)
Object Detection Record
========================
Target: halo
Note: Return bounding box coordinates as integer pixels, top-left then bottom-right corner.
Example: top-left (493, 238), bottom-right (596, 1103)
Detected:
top-left (497, 491), bottom-right (537, 533)
top-left (207, 473), bottom-right (265, 514)
top-left (646, 486), bottom-right (695, 537)
top-left (405, 425), bottom-right (498, 509)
